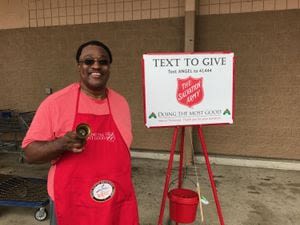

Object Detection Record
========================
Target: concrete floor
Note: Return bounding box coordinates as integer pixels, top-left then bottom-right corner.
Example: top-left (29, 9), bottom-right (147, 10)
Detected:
top-left (0, 152), bottom-right (299, 225)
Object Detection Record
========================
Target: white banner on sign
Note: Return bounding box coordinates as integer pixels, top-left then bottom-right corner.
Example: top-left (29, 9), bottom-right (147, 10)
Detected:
top-left (142, 52), bottom-right (235, 128)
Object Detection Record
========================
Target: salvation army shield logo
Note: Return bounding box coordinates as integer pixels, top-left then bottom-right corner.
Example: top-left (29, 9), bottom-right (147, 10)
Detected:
top-left (176, 76), bottom-right (204, 107)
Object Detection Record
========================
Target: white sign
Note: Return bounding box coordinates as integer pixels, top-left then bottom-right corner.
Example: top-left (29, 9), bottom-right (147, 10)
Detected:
top-left (142, 52), bottom-right (235, 128)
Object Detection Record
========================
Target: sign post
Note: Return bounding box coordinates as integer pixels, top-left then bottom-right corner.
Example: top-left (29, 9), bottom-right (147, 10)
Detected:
top-left (142, 52), bottom-right (235, 225)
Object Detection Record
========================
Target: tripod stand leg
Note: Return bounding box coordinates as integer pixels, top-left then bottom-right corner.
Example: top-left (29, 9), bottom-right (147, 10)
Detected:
top-left (157, 127), bottom-right (179, 225)
top-left (197, 126), bottom-right (225, 225)
top-left (178, 127), bottom-right (185, 189)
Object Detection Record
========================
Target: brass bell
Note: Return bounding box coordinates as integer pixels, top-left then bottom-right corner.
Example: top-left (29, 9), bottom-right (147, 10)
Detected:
top-left (76, 123), bottom-right (91, 139)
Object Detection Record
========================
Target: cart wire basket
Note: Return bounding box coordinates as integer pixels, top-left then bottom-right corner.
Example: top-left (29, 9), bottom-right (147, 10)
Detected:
top-left (0, 173), bottom-right (49, 221)
top-left (0, 110), bottom-right (35, 162)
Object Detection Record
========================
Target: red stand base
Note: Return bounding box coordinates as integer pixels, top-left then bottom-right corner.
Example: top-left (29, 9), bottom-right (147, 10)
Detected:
top-left (157, 126), bottom-right (225, 225)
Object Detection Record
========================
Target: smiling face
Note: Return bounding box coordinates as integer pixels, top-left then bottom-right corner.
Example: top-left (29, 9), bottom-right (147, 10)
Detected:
top-left (78, 45), bottom-right (111, 98)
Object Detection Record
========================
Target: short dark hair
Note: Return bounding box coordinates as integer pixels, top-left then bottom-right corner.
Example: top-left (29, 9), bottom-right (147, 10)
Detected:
top-left (76, 40), bottom-right (113, 64)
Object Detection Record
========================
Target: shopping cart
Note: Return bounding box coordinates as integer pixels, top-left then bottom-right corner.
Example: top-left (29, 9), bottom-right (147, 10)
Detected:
top-left (0, 110), bottom-right (35, 162)
top-left (0, 173), bottom-right (49, 221)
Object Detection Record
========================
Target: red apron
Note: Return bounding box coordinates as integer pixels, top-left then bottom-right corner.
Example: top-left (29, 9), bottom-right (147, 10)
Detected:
top-left (54, 88), bottom-right (139, 225)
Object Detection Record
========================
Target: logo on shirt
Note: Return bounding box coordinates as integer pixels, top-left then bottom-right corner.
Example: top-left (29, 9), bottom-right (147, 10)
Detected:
top-left (87, 132), bottom-right (116, 142)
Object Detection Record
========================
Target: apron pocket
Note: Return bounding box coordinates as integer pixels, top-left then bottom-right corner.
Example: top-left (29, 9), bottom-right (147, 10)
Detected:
top-left (71, 176), bottom-right (131, 209)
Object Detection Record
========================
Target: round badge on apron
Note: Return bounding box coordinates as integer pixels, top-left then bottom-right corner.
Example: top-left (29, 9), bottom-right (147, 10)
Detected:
top-left (90, 180), bottom-right (115, 202)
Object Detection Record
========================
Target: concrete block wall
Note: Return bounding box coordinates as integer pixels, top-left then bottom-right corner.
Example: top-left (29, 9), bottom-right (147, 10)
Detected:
top-left (0, 1), bottom-right (299, 160)
top-left (0, 18), bottom-right (183, 154)
top-left (194, 10), bottom-right (300, 159)
top-left (1, 0), bottom-right (300, 30)
top-left (1, 10), bottom-right (299, 160)
top-left (198, 0), bottom-right (300, 15)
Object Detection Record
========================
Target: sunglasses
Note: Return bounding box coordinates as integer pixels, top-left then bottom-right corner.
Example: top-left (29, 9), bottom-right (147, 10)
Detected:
top-left (79, 58), bottom-right (109, 66)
